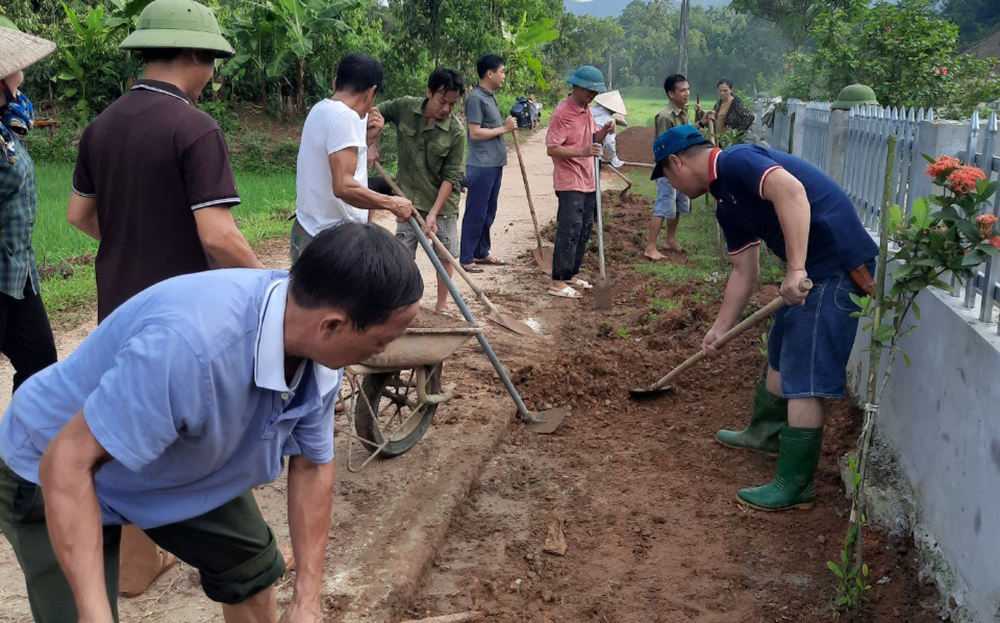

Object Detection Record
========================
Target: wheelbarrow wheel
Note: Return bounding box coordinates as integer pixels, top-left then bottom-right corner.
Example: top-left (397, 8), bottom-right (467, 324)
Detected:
top-left (354, 363), bottom-right (442, 458)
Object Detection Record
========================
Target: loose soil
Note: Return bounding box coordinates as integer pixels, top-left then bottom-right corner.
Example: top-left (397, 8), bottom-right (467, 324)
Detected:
top-left (0, 129), bottom-right (939, 623)
top-left (405, 187), bottom-right (940, 622)
top-left (616, 126), bottom-right (656, 165)
top-left (411, 307), bottom-right (477, 330)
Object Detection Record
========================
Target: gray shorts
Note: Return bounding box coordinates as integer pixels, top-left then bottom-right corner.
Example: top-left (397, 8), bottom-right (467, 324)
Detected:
top-left (396, 212), bottom-right (459, 260)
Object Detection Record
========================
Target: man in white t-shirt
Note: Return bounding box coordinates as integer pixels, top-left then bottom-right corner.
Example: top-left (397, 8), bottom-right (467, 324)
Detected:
top-left (292, 53), bottom-right (414, 261)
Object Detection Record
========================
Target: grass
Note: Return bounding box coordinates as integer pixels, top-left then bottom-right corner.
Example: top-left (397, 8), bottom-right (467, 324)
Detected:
top-left (33, 163), bottom-right (296, 324)
top-left (620, 86), bottom-right (716, 128)
top-left (624, 167), bottom-right (783, 291)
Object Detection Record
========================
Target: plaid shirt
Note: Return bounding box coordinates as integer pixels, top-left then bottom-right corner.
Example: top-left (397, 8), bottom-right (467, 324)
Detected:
top-left (0, 137), bottom-right (40, 299)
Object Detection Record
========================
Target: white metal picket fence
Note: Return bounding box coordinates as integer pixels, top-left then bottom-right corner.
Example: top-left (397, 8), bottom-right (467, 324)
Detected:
top-left (758, 99), bottom-right (1000, 331)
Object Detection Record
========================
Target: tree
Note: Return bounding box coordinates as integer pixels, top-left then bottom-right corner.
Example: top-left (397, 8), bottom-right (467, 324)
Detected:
top-left (939, 0), bottom-right (1000, 45)
top-left (547, 13), bottom-right (623, 77)
top-left (728, 0), bottom-right (855, 51)
top-left (781, 0), bottom-right (1000, 117)
top-left (251, 0), bottom-right (358, 113)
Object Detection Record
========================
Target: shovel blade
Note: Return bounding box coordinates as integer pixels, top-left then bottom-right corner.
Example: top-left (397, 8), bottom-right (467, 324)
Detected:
top-left (520, 405), bottom-right (570, 434)
top-left (629, 384), bottom-right (674, 400)
top-left (488, 311), bottom-right (536, 337)
top-left (594, 277), bottom-right (612, 310)
top-left (533, 246), bottom-right (553, 273)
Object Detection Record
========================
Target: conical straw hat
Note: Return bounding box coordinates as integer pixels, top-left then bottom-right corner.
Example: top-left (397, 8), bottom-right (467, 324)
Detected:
top-left (0, 27), bottom-right (57, 80)
top-left (594, 90), bottom-right (627, 116)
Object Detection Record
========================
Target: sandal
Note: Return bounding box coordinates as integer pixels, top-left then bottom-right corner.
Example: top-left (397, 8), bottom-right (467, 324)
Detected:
top-left (568, 278), bottom-right (593, 289)
top-left (474, 255), bottom-right (506, 266)
top-left (548, 285), bottom-right (582, 299)
top-left (461, 263), bottom-right (484, 273)
top-left (436, 309), bottom-right (456, 318)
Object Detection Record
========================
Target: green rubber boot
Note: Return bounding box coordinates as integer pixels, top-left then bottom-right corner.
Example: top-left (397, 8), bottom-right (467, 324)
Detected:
top-left (737, 426), bottom-right (823, 511)
top-left (716, 381), bottom-right (787, 455)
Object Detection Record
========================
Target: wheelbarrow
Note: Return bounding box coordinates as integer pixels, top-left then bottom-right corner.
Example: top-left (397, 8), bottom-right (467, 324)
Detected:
top-left (344, 321), bottom-right (482, 471)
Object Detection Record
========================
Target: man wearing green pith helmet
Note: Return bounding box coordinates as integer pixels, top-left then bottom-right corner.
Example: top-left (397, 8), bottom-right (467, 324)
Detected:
top-left (545, 65), bottom-right (615, 299)
top-left (59, 0), bottom-right (313, 619)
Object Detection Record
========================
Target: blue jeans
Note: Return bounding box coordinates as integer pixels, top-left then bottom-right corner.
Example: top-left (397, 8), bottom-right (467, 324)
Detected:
top-left (460, 165), bottom-right (503, 265)
top-left (767, 270), bottom-right (867, 398)
top-left (653, 177), bottom-right (690, 218)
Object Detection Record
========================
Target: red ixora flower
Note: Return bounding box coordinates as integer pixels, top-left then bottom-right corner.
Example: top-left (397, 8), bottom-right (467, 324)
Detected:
top-left (942, 67), bottom-right (948, 75)
top-left (977, 213), bottom-right (999, 238)
top-left (948, 166), bottom-right (987, 195)
top-left (926, 156), bottom-right (961, 179)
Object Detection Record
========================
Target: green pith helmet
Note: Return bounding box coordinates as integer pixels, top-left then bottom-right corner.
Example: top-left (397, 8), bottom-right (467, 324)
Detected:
top-left (832, 84), bottom-right (879, 110)
top-left (119, 0), bottom-right (234, 58)
top-left (567, 65), bottom-right (608, 93)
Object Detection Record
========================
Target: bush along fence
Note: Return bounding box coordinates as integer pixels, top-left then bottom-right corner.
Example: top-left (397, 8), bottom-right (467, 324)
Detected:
top-left (759, 98), bottom-right (1000, 622)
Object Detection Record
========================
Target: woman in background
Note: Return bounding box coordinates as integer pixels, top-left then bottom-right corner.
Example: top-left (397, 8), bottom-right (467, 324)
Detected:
top-left (699, 77), bottom-right (755, 137)
top-left (0, 21), bottom-right (58, 393)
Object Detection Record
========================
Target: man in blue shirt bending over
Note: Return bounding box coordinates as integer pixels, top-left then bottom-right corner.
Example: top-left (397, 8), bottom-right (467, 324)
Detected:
top-left (0, 222), bottom-right (422, 622)
top-left (650, 125), bottom-right (877, 512)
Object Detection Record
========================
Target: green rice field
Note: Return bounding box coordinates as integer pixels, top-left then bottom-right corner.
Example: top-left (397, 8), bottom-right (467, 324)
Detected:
top-left (31, 163), bottom-right (296, 323)
top-left (619, 86), bottom-right (715, 128)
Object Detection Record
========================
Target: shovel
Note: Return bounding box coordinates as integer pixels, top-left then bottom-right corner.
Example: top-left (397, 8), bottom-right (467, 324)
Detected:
top-left (593, 134), bottom-right (612, 309)
top-left (511, 131), bottom-right (553, 273)
top-left (603, 161), bottom-right (633, 196)
top-left (379, 184), bottom-right (568, 433)
top-left (375, 164), bottom-right (534, 337)
top-left (630, 280), bottom-right (813, 399)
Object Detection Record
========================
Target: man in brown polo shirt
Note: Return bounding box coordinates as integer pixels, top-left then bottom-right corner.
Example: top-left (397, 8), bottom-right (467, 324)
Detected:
top-left (65, 0), bottom-right (266, 600)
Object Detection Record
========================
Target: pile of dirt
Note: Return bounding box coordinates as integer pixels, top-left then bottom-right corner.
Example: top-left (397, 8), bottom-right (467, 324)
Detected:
top-left (408, 187), bottom-right (939, 623)
top-left (615, 125), bottom-right (656, 165)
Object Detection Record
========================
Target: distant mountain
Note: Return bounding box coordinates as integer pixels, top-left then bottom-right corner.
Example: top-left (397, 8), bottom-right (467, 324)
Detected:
top-left (564, 0), bottom-right (730, 18)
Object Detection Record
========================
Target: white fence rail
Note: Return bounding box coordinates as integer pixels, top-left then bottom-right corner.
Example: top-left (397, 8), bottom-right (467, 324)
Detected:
top-left (758, 99), bottom-right (1000, 333)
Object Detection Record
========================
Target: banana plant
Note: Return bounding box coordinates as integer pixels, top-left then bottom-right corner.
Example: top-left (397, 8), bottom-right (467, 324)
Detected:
top-left (508, 13), bottom-right (559, 89)
top-left (249, 0), bottom-right (357, 112)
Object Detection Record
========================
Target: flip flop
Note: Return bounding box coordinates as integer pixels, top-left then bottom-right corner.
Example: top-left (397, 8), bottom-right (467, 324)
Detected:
top-left (461, 264), bottom-right (484, 273)
top-left (548, 285), bottom-right (582, 299)
top-left (474, 256), bottom-right (506, 266)
top-left (568, 278), bottom-right (593, 289)
top-left (436, 309), bottom-right (456, 318)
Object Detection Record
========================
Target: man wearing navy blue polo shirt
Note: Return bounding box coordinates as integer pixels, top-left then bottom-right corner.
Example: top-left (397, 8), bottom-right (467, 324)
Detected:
top-left (651, 125), bottom-right (877, 512)
top-left (0, 223), bottom-right (422, 622)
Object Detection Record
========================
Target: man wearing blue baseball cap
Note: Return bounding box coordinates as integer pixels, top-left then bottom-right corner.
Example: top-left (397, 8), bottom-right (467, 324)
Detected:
top-left (545, 65), bottom-right (615, 298)
top-left (651, 125), bottom-right (877, 512)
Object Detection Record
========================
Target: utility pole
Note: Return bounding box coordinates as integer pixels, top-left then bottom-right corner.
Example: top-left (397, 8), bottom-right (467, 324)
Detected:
top-left (677, 0), bottom-right (690, 75)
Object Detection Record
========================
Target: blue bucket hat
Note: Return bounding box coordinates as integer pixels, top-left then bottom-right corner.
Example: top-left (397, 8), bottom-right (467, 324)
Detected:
top-left (651, 124), bottom-right (710, 180)
top-left (567, 65), bottom-right (607, 93)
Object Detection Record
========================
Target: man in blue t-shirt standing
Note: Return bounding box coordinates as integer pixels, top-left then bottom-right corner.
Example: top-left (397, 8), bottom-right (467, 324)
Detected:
top-left (650, 125), bottom-right (878, 512)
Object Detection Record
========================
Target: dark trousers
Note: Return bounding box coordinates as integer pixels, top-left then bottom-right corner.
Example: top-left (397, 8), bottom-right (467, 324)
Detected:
top-left (460, 165), bottom-right (503, 265)
top-left (0, 278), bottom-right (57, 393)
top-left (552, 190), bottom-right (596, 281)
top-left (0, 459), bottom-right (284, 622)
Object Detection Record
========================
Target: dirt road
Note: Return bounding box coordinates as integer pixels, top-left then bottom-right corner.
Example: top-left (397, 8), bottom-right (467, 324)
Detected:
top-left (0, 129), bottom-right (937, 623)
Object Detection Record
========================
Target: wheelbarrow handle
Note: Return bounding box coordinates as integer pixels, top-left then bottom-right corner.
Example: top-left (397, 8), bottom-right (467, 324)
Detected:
top-left (649, 280), bottom-right (813, 392)
top-left (374, 163), bottom-right (533, 418)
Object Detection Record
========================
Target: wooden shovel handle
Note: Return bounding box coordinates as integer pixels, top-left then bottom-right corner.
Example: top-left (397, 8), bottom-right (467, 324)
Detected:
top-left (373, 163), bottom-right (499, 314)
top-left (511, 131), bottom-right (546, 249)
top-left (649, 280), bottom-right (813, 391)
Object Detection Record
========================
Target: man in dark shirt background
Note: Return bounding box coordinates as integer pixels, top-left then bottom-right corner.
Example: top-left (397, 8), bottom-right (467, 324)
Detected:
top-left (65, 0), bottom-right (267, 599)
